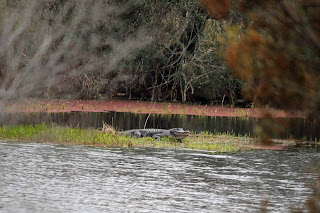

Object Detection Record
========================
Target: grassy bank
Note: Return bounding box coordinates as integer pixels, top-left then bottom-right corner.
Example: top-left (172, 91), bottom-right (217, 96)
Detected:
top-left (0, 124), bottom-right (253, 152)
top-left (4, 99), bottom-right (303, 118)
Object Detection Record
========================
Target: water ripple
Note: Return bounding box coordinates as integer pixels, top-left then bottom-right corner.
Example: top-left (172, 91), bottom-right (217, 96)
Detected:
top-left (1, 141), bottom-right (319, 212)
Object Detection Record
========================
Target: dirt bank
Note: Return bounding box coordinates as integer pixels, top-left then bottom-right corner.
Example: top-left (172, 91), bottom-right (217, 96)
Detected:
top-left (4, 99), bottom-right (302, 118)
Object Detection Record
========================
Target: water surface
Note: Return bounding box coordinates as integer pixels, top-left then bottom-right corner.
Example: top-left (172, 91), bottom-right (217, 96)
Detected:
top-left (1, 141), bottom-right (319, 212)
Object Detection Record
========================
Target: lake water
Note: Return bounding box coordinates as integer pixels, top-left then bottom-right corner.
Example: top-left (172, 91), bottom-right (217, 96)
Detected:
top-left (1, 141), bottom-right (319, 212)
top-left (1, 111), bottom-right (319, 140)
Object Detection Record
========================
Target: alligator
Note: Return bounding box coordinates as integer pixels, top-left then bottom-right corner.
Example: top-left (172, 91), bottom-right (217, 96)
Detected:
top-left (120, 128), bottom-right (190, 141)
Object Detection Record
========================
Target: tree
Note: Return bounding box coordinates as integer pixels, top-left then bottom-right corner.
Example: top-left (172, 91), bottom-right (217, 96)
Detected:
top-left (116, 0), bottom-right (242, 104)
top-left (0, 0), bottom-right (149, 101)
top-left (223, 0), bottom-right (320, 116)
top-left (200, 0), bottom-right (320, 143)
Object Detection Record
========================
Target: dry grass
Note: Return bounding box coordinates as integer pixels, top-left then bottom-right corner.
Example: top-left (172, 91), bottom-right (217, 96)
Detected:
top-left (101, 122), bottom-right (116, 134)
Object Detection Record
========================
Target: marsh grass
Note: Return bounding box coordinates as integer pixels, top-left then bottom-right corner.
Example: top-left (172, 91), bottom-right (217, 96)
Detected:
top-left (0, 124), bottom-right (252, 152)
top-left (5, 101), bottom-right (67, 112)
top-left (0, 124), bottom-right (131, 147)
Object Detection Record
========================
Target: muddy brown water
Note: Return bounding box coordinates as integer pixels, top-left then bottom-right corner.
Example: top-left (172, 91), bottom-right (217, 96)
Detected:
top-left (0, 111), bottom-right (319, 140)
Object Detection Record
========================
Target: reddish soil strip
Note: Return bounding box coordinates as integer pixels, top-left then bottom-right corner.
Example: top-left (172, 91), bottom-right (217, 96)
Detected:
top-left (4, 99), bottom-right (302, 118)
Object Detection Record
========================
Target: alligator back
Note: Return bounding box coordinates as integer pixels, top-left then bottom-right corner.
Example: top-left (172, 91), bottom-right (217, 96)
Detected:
top-left (120, 128), bottom-right (189, 140)
top-left (121, 129), bottom-right (166, 137)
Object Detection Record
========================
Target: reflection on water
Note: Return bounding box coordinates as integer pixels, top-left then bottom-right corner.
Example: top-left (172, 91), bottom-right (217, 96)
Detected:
top-left (1, 111), bottom-right (319, 140)
top-left (1, 142), bottom-right (319, 212)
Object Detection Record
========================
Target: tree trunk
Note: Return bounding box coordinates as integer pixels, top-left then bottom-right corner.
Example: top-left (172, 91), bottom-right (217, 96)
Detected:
top-left (221, 94), bottom-right (225, 107)
top-left (182, 88), bottom-right (187, 103)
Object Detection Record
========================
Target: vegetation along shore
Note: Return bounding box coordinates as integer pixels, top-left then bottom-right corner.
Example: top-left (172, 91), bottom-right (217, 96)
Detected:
top-left (4, 99), bottom-right (304, 118)
top-left (0, 124), bottom-right (306, 152)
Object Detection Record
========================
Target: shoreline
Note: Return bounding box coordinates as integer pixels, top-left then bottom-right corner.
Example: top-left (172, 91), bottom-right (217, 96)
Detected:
top-left (0, 124), bottom-right (297, 151)
top-left (2, 99), bottom-right (310, 151)
top-left (3, 99), bottom-right (304, 118)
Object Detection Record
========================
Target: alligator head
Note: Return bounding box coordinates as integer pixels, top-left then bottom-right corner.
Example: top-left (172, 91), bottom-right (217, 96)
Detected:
top-left (169, 128), bottom-right (190, 139)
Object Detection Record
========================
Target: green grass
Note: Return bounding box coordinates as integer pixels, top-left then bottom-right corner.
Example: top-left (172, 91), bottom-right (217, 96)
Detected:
top-left (0, 124), bottom-right (131, 147)
top-left (0, 124), bottom-right (252, 152)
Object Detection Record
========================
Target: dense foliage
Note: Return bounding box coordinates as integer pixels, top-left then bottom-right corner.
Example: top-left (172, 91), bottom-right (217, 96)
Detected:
top-left (0, 0), bottom-right (244, 105)
top-left (0, 0), bottom-right (149, 101)
top-left (1, 0), bottom-right (318, 111)
top-left (114, 0), bottom-right (242, 105)
top-left (224, 0), bottom-right (320, 115)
